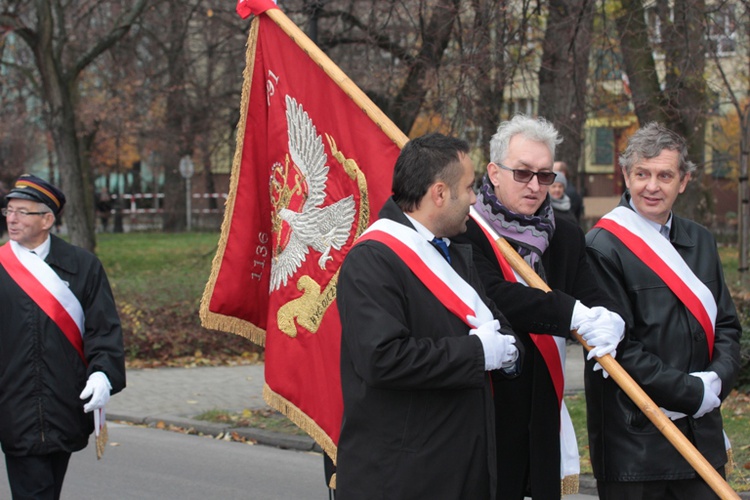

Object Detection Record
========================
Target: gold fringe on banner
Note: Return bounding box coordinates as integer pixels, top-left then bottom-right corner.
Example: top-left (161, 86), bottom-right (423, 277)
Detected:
top-left (561, 474), bottom-right (579, 496)
top-left (263, 383), bottom-right (337, 464)
top-left (199, 18), bottom-right (266, 348)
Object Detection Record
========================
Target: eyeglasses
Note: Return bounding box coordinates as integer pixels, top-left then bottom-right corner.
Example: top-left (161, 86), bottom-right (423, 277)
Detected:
top-left (496, 163), bottom-right (556, 185)
top-left (2, 208), bottom-right (49, 218)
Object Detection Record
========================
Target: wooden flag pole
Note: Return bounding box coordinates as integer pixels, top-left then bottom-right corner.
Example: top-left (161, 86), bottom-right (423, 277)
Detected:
top-left (493, 236), bottom-right (739, 500)
top-left (257, 7), bottom-right (737, 497)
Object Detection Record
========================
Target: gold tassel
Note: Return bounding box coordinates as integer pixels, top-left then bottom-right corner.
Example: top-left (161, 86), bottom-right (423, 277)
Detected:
top-left (726, 446), bottom-right (734, 475)
top-left (561, 474), bottom-right (579, 496)
top-left (96, 423), bottom-right (108, 460)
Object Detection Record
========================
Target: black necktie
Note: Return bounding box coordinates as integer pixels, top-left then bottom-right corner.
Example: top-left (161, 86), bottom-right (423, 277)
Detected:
top-left (431, 237), bottom-right (451, 264)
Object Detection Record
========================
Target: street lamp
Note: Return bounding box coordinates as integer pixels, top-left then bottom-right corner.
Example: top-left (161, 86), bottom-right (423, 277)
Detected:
top-left (179, 155), bottom-right (195, 231)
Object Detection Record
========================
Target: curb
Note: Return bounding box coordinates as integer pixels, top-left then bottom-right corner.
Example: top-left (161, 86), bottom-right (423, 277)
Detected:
top-left (107, 411), bottom-right (321, 453)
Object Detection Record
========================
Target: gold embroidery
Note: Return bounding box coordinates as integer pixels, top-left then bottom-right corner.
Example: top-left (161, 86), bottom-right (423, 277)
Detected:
top-left (274, 135), bottom-right (371, 338)
top-left (277, 271), bottom-right (338, 336)
top-left (327, 134), bottom-right (369, 240)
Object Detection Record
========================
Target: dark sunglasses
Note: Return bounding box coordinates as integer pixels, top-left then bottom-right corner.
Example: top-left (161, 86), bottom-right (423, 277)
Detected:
top-left (496, 163), bottom-right (556, 185)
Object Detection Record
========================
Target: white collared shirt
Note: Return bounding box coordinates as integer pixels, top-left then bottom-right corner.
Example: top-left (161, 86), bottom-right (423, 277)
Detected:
top-left (23, 235), bottom-right (52, 260)
top-left (628, 199), bottom-right (672, 240)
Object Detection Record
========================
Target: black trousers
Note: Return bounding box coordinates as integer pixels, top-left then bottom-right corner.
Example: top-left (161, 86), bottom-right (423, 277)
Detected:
top-left (597, 467), bottom-right (725, 500)
top-left (4, 451), bottom-right (72, 500)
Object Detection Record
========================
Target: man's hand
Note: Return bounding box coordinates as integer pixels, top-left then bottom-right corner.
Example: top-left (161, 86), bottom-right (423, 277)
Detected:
top-left (80, 371), bottom-right (112, 413)
top-left (577, 307), bottom-right (626, 378)
top-left (470, 320), bottom-right (518, 371)
top-left (570, 301), bottom-right (591, 330)
top-left (690, 371), bottom-right (721, 418)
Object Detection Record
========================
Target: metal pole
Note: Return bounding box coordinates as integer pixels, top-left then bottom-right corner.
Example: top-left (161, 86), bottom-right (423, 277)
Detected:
top-left (186, 177), bottom-right (192, 232)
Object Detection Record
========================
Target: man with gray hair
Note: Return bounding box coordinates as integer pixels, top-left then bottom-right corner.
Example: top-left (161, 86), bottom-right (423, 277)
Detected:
top-left (0, 174), bottom-right (125, 499)
top-left (585, 122), bottom-right (741, 499)
top-left (455, 114), bottom-right (625, 499)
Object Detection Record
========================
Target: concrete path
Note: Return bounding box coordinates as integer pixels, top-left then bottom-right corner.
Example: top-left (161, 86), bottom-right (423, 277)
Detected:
top-left (106, 344), bottom-right (602, 498)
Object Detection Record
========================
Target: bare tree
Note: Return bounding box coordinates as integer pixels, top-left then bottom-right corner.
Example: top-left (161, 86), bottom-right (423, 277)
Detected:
top-left (537, 0), bottom-right (595, 189)
top-left (135, 0), bottom-right (247, 231)
top-left (614, 0), bottom-right (710, 220)
top-left (1, 0), bottom-right (148, 251)
top-left (706, 0), bottom-right (750, 281)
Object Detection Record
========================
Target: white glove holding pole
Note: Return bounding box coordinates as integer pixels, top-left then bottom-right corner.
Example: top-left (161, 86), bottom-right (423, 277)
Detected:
top-left (470, 319), bottom-right (518, 371)
top-left (690, 371), bottom-right (722, 418)
top-left (80, 371), bottom-right (112, 413)
top-left (577, 307), bottom-right (625, 378)
top-left (570, 300), bottom-right (591, 330)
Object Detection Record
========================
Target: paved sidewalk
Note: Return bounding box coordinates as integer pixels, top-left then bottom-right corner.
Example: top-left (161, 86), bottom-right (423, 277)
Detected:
top-left (106, 344), bottom-right (596, 493)
top-left (108, 343), bottom-right (586, 422)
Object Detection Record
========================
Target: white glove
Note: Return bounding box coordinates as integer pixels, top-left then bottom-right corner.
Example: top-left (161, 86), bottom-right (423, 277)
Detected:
top-left (470, 320), bottom-right (518, 371)
top-left (659, 408), bottom-right (687, 421)
top-left (579, 308), bottom-right (625, 378)
top-left (570, 301), bottom-right (591, 330)
top-left (691, 371), bottom-right (721, 418)
top-left (80, 371), bottom-right (112, 413)
top-left (691, 371), bottom-right (722, 397)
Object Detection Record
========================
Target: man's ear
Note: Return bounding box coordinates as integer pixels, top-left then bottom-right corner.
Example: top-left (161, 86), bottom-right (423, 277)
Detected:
top-left (430, 181), bottom-right (448, 207)
top-left (41, 213), bottom-right (56, 231)
top-left (678, 172), bottom-right (691, 194)
top-left (487, 162), bottom-right (500, 187)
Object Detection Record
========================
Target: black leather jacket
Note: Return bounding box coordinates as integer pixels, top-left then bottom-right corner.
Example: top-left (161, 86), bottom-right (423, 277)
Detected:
top-left (0, 235), bottom-right (126, 456)
top-left (584, 194), bottom-right (741, 481)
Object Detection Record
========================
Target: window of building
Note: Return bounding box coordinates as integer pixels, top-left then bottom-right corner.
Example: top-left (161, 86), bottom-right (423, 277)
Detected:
top-left (593, 128), bottom-right (614, 165)
top-left (710, 149), bottom-right (732, 179)
top-left (707, 4), bottom-right (736, 56)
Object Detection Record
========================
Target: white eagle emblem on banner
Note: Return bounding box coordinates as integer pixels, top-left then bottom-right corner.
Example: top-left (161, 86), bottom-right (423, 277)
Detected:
top-left (269, 95), bottom-right (356, 292)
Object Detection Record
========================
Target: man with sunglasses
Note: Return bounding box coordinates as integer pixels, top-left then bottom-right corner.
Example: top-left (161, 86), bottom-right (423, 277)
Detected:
top-left (0, 174), bottom-right (125, 499)
top-left (454, 114), bottom-right (624, 499)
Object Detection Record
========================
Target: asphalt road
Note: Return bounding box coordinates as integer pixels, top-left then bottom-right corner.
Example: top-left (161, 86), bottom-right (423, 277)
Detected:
top-left (0, 422), bottom-right (604, 499)
top-left (0, 423), bottom-right (329, 499)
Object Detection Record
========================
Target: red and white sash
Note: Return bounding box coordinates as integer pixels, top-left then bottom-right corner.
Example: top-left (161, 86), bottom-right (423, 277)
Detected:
top-left (0, 241), bottom-right (85, 363)
top-left (357, 218), bottom-right (493, 329)
top-left (595, 206), bottom-right (717, 358)
top-left (595, 207), bottom-right (733, 463)
top-left (469, 206), bottom-right (580, 489)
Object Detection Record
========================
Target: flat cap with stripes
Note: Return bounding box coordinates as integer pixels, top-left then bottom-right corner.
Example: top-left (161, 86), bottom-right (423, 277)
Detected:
top-left (6, 174), bottom-right (66, 215)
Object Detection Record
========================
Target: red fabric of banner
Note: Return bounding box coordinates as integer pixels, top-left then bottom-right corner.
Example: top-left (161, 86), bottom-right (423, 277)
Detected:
top-left (236, 0), bottom-right (277, 19)
top-left (205, 14), bottom-right (400, 453)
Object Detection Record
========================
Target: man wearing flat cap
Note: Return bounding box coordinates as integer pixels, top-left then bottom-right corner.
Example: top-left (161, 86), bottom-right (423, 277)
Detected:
top-left (0, 174), bottom-right (126, 499)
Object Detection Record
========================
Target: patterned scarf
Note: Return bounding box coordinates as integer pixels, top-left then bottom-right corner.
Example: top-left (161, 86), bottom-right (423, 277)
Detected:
top-left (473, 174), bottom-right (555, 281)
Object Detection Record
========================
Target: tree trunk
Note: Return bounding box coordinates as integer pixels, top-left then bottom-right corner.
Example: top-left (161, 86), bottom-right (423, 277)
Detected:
top-left (664, 0), bottom-right (708, 221)
top-left (161, 8), bottom-right (190, 232)
top-left (614, 0), bottom-right (669, 125)
top-left (537, 0), bottom-right (595, 188)
top-left (472, 0), bottom-right (509, 163)
top-left (391, 0), bottom-right (461, 134)
top-left (615, 0), bottom-right (709, 221)
top-left (31, 1), bottom-right (96, 251)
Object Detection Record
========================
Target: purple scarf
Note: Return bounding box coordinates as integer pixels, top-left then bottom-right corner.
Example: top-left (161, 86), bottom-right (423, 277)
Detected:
top-left (473, 175), bottom-right (555, 280)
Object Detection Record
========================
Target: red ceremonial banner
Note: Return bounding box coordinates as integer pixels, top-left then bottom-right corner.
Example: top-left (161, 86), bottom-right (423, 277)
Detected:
top-left (200, 2), bottom-right (402, 463)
